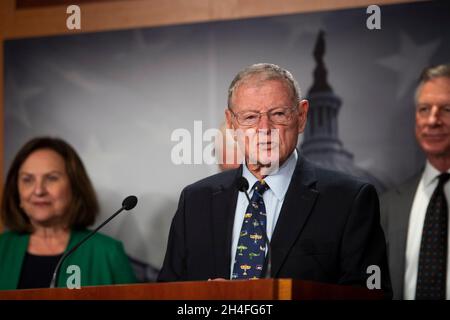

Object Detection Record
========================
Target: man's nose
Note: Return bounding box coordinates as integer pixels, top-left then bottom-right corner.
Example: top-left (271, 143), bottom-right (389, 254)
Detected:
top-left (427, 105), bottom-right (442, 125)
top-left (257, 113), bottom-right (272, 131)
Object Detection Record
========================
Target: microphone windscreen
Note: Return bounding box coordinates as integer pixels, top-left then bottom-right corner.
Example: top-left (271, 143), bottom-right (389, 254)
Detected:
top-left (122, 195), bottom-right (138, 210)
top-left (236, 176), bottom-right (249, 192)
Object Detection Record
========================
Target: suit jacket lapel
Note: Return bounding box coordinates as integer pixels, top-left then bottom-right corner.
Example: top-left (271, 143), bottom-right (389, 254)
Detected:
top-left (391, 173), bottom-right (421, 298)
top-left (271, 156), bottom-right (319, 276)
top-left (210, 167), bottom-right (241, 278)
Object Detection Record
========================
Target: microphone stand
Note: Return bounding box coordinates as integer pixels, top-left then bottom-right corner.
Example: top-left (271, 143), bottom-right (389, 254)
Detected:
top-left (49, 195), bottom-right (137, 288)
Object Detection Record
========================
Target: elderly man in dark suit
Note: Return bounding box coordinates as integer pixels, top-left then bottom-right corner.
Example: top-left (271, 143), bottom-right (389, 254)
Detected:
top-left (381, 64), bottom-right (450, 300)
top-left (158, 63), bottom-right (390, 293)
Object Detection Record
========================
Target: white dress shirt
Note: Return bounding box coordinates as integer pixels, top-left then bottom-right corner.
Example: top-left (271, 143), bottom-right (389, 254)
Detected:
top-left (229, 150), bottom-right (298, 278)
top-left (404, 161), bottom-right (450, 299)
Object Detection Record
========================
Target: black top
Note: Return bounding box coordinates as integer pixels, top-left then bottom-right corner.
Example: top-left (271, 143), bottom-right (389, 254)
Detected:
top-left (17, 252), bottom-right (63, 289)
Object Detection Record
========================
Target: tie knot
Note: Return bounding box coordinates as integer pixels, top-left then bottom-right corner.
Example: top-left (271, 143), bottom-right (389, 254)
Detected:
top-left (438, 173), bottom-right (450, 187)
top-left (253, 180), bottom-right (269, 196)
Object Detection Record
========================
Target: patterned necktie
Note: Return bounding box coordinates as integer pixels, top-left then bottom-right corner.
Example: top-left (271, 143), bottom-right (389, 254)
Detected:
top-left (416, 172), bottom-right (450, 300)
top-left (232, 180), bottom-right (270, 280)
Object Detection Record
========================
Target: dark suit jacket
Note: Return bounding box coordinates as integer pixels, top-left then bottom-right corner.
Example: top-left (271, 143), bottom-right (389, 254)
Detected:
top-left (158, 156), bottom-right (391, 293)
top-left (380, 173), bottom-right (422, 300)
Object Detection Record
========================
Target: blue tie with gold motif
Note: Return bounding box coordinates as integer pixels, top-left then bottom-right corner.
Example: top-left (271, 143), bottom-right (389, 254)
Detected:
top-left (232, 180), bottom-right (269, 280)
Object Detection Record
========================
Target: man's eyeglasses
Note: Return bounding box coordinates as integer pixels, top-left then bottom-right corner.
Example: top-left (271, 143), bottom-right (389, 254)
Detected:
top-left (230, 106), bottom-right (298, 126)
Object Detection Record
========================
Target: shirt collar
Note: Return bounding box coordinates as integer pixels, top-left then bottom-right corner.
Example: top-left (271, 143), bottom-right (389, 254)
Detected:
top-left (422, 160), bottom-right (450, 187)
top-left (242, 149), bottom-right (298, 201)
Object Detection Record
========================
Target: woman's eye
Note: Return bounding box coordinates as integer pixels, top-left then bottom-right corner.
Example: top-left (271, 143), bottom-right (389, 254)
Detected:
top-left (20, 176), bottom-right (33, 184)
top-left (46, 175), bottom-right (60, 182)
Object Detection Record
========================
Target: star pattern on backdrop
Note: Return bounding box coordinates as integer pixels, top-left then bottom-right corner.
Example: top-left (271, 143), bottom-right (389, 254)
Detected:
top-left (378, 32), bottom-right (440, 99)
top-left (5, 73), bottom-right (44, 129)
top-left (270, 15), bottom-right (326, 49)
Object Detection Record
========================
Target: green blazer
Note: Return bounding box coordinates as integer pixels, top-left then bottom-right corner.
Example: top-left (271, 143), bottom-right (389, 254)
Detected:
top-left (0, 229), bottom-right (137, 290)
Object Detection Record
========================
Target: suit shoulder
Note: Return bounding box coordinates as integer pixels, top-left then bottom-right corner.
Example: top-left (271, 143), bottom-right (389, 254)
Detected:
top-left (72, 229), bottom-right (123, 249)
top-left (380, 172), bottom-right (421, 202)
top-left (380, 187), bottom-right (399, 204)
top-left (0, 231), bottom-right (26, 244)
top-left (183, 168), bottom-right (239, 193)
top-left (0, 231), bottom-right (14, 250)
top-left (0, 231), bottom-right (15, 241)
top-left (313, 165), bottom-right (373, 193)
top-left (91, 232), bottom-right (123, 247)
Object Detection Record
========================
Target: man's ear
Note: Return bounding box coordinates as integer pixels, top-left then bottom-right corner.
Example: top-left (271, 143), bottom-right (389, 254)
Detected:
top-left (297, 100), bottom-right (309, 134)
top-left (225, 108), bottom-right (233, 129)
top-left (225, 108), bottom-right (237, 140)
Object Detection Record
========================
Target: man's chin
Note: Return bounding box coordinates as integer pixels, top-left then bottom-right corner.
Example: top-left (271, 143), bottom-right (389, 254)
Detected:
top-left (421, 143), bottom-right (450, 157)
top-left (249, 156), bottom-right (280, 175)
top-left (260, 155), bottom-right (278, 165)
top-left (247, 153), bottom-right (278, 165)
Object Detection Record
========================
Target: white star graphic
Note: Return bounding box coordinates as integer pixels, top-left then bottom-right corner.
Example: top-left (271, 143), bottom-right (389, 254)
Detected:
top-left (5, 72), bottom-right (44, 128)
top-left (378, 32), bottom-right (440, 99)
top-left (270, 14), bottom-right (326, 49)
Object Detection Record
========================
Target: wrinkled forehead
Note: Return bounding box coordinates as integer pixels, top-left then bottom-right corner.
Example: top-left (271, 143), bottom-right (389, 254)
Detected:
top-left (416, 77), bottom-right (450, 104)
top-left (231, 77), bottom-right (294, 106)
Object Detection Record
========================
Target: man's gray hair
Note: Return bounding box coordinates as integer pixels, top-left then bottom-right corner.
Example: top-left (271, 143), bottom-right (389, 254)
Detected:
top-left (227, 63), bottom-right (301, 109)
top-left (415, 63), bottom-right (450, 103)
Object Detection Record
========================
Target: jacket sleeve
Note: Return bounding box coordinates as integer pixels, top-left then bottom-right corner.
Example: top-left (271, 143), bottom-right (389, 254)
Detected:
top-left (338, 183), bottom-right (392, 298)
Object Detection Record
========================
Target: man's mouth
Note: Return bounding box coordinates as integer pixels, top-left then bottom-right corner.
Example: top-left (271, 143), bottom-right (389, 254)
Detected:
top-left (423, 133), bottom-right (448, 141)
top-left (257, 141), bottom-right (279, 146)
top-left (257, 143), bottom-right (277, 151)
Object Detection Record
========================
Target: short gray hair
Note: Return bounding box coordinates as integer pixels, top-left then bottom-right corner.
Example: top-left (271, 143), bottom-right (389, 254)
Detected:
top-left (415, 63), bottom-right (450, 103)
top-left (227, 63), bottom-right (301, 109)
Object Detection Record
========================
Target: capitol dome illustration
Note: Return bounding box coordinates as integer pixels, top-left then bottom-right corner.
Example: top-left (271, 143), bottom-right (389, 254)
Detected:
top-left (301, 31), bottom-right (384, 192)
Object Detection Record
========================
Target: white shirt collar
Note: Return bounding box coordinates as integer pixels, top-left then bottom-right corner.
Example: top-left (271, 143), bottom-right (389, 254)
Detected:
top-left (242, 150), bottom-right (298, 201)
top-left (422, 160), bottom-right (450, 187)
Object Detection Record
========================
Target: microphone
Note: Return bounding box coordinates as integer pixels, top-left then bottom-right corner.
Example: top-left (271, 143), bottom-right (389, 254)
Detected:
top-left (49, 195), bottom-right (138, 288)
top-left (236, 176), bottom-right (251, 203)
top-left (235, 177), bottom-right (272, 279)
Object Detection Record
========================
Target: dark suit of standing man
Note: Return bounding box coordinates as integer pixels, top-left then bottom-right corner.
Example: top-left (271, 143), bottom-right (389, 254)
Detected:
top-left (381, 64), bottom-right (450, 300)
top-left (158, 63), bottom-right (390, 294)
